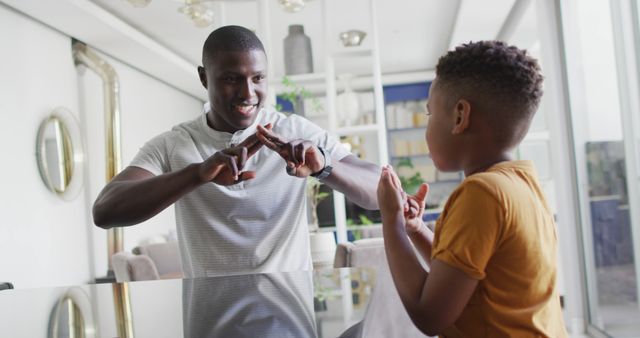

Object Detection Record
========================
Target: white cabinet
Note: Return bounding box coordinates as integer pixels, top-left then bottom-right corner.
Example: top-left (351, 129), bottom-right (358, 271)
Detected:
top-left (260, 0), bottom-right (387, 244)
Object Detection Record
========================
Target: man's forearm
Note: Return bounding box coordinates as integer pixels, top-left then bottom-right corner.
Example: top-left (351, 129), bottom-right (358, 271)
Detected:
top-left (322, 156), bottom-right (380, 210)
top-left (93, 164), bottom-right (203, 228)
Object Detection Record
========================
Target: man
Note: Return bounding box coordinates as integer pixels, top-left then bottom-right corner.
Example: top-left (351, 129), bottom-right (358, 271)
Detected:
top-left (93, 25), bottom-right (380, 277)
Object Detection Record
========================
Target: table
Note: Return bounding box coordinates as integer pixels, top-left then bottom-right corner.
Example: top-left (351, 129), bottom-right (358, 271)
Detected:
top-left (0, 266), bottom-right (428, 338)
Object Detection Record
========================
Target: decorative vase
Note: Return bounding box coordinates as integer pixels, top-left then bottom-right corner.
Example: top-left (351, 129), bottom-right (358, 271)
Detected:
top-left (309, 232), bottom-right (337, 268)
top-left (337, 73), bottom-right (360, 126)
top-left (284, 24), bottom-right (313, 75)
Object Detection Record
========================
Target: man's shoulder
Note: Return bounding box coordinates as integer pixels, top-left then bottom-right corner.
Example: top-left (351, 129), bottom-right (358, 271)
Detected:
top-left (268, 110), bottom-right (324, 139)
top-left (143, 116), bottom-right (201, 149)
top-left (170, 115), bottom-right (201, 133)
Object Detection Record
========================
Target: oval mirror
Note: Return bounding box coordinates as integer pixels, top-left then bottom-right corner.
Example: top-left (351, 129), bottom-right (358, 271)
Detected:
top-left (36, 108), bottom-right (84, 200)
top-left (48, 287), bottom-right (96, 338)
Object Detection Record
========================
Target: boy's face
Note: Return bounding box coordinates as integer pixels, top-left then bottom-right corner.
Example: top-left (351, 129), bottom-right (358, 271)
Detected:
top-left (425, 79), bottom-right (460, 172)
top-left (198, 49), bottom-right (268, 133)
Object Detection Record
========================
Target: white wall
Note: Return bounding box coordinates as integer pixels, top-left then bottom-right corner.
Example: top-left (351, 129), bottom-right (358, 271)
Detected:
top-left (0, 5), bottom-right (203, 289)
top-left (79, 50), bottom-right (203, 279)
top-left (0, 5), bottom-right (92, 289)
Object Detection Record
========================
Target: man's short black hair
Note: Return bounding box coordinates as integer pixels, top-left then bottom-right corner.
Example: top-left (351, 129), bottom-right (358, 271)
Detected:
top-left (202, 25), bottom-right (266, 65)
top-left (436, 40), bottom-right (544, 147)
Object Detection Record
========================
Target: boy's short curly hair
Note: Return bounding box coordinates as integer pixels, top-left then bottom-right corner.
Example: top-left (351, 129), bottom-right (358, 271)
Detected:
top-left (436, 41), bottom-right (544, 147)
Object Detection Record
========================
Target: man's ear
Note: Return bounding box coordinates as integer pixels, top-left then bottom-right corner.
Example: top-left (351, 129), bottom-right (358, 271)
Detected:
top-left (198, 66), bottom-right (207, 89)
top-left (452, 99), bottom-right (471, 135)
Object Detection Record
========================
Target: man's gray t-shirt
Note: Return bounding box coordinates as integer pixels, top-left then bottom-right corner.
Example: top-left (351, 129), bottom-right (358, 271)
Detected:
top-left (130, 105), bottom-right (350, 277)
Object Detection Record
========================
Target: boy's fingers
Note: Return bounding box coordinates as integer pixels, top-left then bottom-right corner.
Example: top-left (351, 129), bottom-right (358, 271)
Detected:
top-left (414, 183), bottom-right (430, 205)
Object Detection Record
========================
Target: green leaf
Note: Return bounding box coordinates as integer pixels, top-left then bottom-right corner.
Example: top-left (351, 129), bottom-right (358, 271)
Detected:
top-left (316, 192), bottom-right (330, 201)
top-left (358, 214), bottom-right (373, 225)
top-left (397, 157), bottom-right (414, 169)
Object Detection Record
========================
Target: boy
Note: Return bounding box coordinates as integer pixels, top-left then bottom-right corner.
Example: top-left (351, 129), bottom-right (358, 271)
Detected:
top-left (377, 41), bottom-right (567, 337)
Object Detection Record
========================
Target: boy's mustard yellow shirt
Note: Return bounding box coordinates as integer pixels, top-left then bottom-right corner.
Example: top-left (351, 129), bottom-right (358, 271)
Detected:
top-left (432, 161), bottom-right (568, 338)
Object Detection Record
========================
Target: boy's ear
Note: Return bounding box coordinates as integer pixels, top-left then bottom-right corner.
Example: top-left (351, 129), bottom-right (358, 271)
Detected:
top-left (452, 99), bottom-right (471, 135)
top-left (198, 66), bottom-right (207, 89)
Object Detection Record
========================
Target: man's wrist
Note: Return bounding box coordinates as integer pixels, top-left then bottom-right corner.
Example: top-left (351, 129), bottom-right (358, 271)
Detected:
top-left (311, 147), bottom-right (332, 180)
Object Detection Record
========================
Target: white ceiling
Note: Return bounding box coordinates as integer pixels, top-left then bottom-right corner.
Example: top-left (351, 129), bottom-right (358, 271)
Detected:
top-left (2, 0), bottom-right (537, 100)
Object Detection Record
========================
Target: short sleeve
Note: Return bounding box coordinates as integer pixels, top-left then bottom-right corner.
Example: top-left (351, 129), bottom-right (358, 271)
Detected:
top-left (290, 115), bottom-right (351, 161)
top-left (432, 181), bottom-right (504, 280)
top-left (129, 132), bottom-right (172, 176)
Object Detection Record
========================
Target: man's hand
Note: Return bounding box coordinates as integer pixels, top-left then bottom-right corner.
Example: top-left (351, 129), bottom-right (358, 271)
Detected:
top-left (256, 124), bottom-right (324, 178)
top-left (199, 124), bottom-right (271, 185)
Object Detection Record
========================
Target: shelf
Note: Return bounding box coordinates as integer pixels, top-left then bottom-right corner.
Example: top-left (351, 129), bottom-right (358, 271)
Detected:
top-left (390, 154), bottom-right (430, 160)
top-left (336, 124), bottom-right (381, 136)
top-left (387, 127), bottom-right (426, 133)
top-left (332, 49), bottom-right (373, 58)
top-left (317, 209), bottom-right (443, 233)
top-left (269, 72), bottom-right (327, 86)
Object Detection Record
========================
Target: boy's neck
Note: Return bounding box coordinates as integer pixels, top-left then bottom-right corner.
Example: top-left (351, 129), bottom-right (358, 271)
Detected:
top-left (462, 151), bottom-right (513, 177)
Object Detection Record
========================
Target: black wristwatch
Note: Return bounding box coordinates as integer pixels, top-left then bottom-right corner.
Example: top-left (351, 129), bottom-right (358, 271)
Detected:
top-left (311, 147), bottom-right (333, 180)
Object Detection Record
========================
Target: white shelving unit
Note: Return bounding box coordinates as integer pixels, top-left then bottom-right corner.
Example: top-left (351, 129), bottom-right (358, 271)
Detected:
top-left (260, 0), bottom-right (388, 245)
top-left (323, 0), bottom-right (388, 244)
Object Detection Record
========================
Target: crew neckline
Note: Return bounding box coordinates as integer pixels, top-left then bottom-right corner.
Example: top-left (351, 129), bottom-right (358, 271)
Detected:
top-left (199, 102), bottom-right (265, 144)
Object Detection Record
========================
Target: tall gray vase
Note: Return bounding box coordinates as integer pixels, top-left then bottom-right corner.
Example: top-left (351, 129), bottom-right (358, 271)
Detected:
top-left (284, 24), bottom-right (313, 75)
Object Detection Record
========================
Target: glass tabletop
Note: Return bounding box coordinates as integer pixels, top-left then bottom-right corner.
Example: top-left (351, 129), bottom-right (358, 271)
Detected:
top-left (0, 266), bottom-right (427, 338)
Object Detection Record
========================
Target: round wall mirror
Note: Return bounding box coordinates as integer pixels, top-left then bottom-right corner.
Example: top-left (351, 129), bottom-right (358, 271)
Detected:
top-left (36, 108), bottom-right (84, 200)
top-left (48, 287), bottom-right (96, 338)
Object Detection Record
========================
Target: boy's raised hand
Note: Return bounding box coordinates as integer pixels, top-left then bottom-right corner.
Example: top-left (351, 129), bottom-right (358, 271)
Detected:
top-left (377, 165), bottom-right (405, 216)
top-left (198, 124), bottom-right (271, 185)
top-left (404, 183), bottom-right (429, 233)
top-left (378, 165), bottom-right (430, 233)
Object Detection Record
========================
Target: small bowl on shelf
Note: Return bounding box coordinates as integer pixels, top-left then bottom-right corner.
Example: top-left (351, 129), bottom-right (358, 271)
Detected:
top-left (339, 30), bottom-right (367, 47)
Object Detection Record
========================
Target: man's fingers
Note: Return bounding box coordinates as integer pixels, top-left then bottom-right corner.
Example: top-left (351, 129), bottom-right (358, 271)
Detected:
top-left (257, 124), bottom-right (288, 148)
top-left (238, 147), bottom-right (248, 168)
top-left (285, 164), bottom-right (296, 176)
top-left (223, 147), bottom-right (248, 170)
top-left (294, 143), bottom-right (306, 166)
top-left (246, 141), bottom-right (264, 157)
top-left (256, 131), bottom-right (281, 152)
top-left (220, 153), bottom-right (239, 178)
top-left (236, 171), bottom-right (257, 182)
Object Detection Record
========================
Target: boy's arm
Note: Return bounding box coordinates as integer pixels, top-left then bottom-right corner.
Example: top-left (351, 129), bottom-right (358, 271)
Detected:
top-left (378, 167), bottom-right (478, 336)
top-left (93, 131), bottom-right (266, 228)
top-left (404, 184), bottom-right (434, 265)
top-left (407, 223), bottom-right (434, 265)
